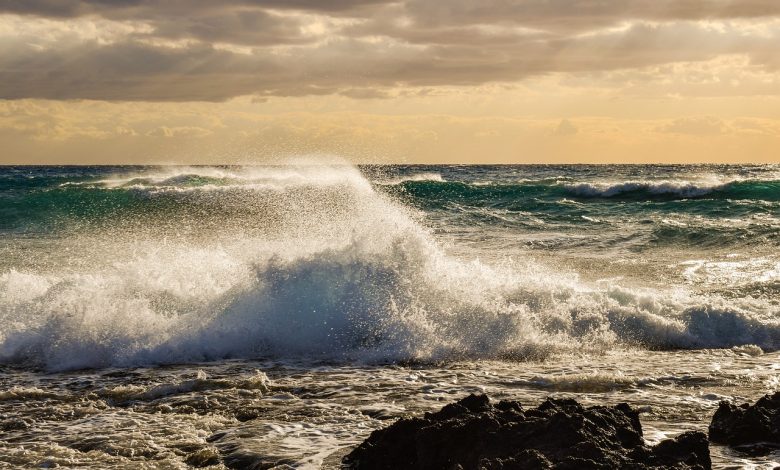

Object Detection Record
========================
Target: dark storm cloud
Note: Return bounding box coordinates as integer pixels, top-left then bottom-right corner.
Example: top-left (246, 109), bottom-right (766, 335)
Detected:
top-left (0, 0), bottom-right (779, 100)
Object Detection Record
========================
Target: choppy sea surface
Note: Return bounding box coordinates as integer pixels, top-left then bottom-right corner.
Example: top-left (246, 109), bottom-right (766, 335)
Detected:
top-left (1, 164), bottom-right (779, 468)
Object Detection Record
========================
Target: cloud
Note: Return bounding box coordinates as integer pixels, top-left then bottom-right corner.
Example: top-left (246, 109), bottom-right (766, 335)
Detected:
top-left (146, 126), bottom-right (212, 137)
top-left (400, 1), bottom-right (780, 33)
top-left (0, 2), bottom-right (779, 101)
top-left (554, 119), bottom-right (578, 136)
top-left (6, 1), bottom-right (780, 26)
top-left (655, 116), bottom-right (728, 135)
top-left (0, 0), bottom-right (392, 18)
top-left (731, 117), bottom-right (780, 135)
top-left (2, 100), bottom-right (780, 163)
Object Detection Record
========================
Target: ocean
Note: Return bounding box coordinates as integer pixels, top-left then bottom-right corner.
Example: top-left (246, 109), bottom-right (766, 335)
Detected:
top-left (1, 164), bottom-right (779, 468)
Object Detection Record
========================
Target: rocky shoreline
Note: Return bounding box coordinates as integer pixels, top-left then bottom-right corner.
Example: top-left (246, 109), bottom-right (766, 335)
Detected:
top-left (709, 391), bottom-right (780, 457)
top-left (344, 392), bottom-right (780, 469)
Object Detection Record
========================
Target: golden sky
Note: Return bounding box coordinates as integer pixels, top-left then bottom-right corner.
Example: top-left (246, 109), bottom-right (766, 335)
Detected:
top-left (1, 1), bottom-right (779, 163)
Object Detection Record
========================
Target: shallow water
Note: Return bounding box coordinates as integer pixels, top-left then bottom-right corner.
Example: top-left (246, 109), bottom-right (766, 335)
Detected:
top-left (1, 164), bottom-right (779, 468)
top-left (2, 350), bottom-right (779, 468)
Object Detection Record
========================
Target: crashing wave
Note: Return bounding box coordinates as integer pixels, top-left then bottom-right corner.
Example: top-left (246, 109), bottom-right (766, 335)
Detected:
top-left (1, 164), bottom-right (779, 371)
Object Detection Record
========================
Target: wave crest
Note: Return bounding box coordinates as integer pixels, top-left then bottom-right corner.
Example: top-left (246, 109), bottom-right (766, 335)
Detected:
top-left (565, 181), bottom-right (722, 198)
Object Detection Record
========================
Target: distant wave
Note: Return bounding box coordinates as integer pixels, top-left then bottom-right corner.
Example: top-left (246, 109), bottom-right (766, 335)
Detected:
top-left (2, 164), bottom-right (779, 371)
top-left (565, 181), bottom-right (722, 198)
top-left (10, 175), bottom-right (779, 230)
top-left (373, 172), bottom-right (445, 185)
top-left (381, 178), bottom-right (780, 203)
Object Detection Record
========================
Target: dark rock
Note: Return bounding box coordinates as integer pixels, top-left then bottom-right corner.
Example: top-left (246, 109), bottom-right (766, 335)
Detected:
top-left (481, 449), bottom-right (553, 469)
top-left (343, 394), bottom-right (711, 470)
top-left (650, 431), bottom-right (711, 468)
top-left (709, 391), bottom-right (780, 455)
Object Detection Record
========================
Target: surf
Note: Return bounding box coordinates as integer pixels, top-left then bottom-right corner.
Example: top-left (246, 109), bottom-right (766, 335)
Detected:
top-left (1, 164), bottom-right (779, 371)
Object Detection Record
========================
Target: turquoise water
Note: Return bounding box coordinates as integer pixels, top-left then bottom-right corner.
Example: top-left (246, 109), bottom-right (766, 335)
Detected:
top-left (4, 165), bottom-right (780, 254)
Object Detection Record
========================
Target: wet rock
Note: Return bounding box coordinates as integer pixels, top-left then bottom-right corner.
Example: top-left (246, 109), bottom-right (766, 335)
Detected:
top-left (650, 431), bottom-right (711, 468)
top-left (184, 448), bottom-right (221, 467)
top-left (709, 391), bottom-right (780, 455)
top-left (344, 394), bottom-right (711, 470)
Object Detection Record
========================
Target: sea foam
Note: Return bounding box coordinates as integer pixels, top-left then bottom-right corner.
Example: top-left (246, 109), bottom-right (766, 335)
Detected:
top-left (1, 164), bottom-right (779, 370)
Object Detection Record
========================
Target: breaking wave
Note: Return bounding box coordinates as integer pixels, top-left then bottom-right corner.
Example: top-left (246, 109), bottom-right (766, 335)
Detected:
top-left (373, 172), bottom-right (445, 185)
top-left (1, 164), bottom-right (779, 371)
top-left (563, 179), bottom-right (780, 200)
top-left (386, 178), bottom-right (780, 203)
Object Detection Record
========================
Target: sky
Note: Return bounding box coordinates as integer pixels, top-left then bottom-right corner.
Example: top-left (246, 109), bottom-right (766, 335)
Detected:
top-left (1, 0), bottom-right (779, 164)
